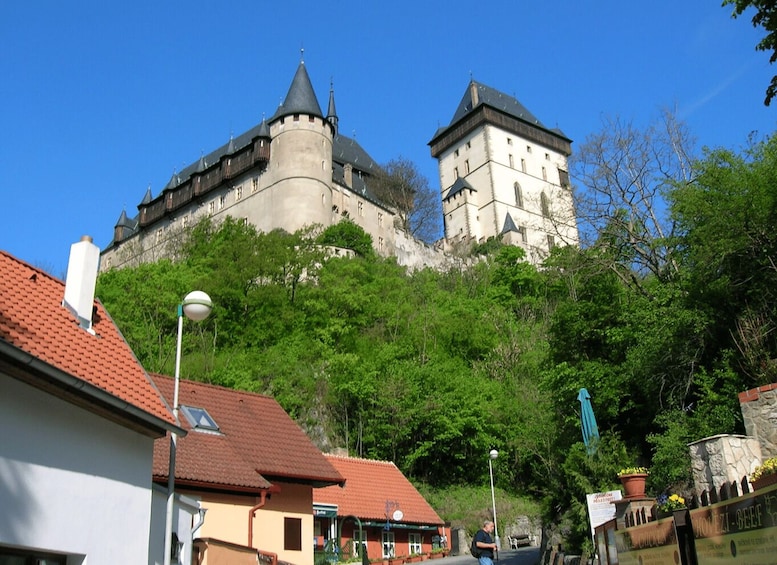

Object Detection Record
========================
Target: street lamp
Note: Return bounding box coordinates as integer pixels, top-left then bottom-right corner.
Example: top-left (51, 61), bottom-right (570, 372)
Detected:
top-left (164, 291), bottom-right (213, 565)
top-left (488, 449), bottom-right (500, 550)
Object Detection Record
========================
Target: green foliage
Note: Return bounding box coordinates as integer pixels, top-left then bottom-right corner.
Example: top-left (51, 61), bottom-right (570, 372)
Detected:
top-left (94, 131), bottom-right (777, 555)
top-left (318, 220), bottom-right (375, 258)
top-left (725, 0), bottom-right (777, 105)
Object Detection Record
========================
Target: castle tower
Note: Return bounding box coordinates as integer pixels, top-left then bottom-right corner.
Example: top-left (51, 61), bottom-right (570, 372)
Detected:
top-left (429, 80), bottom-right (578, 262)
top-left (264, 60), bottom-right (334, 232)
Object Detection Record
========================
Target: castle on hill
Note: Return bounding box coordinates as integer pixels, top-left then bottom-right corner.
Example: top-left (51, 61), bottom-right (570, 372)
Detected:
top-left (101, 60), bottom-right (577, 271)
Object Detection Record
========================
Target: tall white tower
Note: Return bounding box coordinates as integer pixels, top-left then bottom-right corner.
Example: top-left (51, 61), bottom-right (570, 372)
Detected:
top-left (429, 81), bottom-right (578, 263)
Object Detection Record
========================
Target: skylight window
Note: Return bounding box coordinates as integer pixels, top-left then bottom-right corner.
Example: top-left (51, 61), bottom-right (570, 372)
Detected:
top-left (180, 405), bottom-right (220, 433)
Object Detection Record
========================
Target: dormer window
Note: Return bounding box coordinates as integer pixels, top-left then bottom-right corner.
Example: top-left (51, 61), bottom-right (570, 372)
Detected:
top-left (180, 405), bottom-right (220, 433)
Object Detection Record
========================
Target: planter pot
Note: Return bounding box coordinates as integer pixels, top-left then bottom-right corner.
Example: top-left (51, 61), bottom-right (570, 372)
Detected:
top-left (429, 553), bottom-right (443, 560)
top-left (752, 472), bottom-right (777, 490)
top-left (619, 473), bottom-right (648, 499)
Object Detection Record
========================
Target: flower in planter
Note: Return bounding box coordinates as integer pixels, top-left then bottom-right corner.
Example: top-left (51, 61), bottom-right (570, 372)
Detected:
top-left (751, 456), bottom-right (777, 481)
top-left (656, 493), bottom-right (686, 512)
top-left (618, 466), bottom-right (649, 477)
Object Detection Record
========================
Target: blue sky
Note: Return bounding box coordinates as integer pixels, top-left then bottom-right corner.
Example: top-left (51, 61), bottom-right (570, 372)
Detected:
top-left (1, 0), bottom-right (775, 276)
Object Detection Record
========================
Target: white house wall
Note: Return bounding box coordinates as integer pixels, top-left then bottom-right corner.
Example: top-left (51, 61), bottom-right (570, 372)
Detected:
top-left (0, 373), bottom-right (156, 564)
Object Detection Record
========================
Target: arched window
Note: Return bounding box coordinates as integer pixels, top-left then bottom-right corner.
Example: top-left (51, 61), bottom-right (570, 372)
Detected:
top-left (514, 182), bottom-right (523, 208)
top-left (541, 192), bottom-right (550, 218)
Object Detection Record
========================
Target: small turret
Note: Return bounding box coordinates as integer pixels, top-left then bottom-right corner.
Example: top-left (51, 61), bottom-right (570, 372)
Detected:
top-left (327, 80), bottom-right (339, 136)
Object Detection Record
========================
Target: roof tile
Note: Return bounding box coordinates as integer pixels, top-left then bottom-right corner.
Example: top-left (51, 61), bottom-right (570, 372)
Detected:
top-left (0, 250), bottom-right (175, 427)
top-left (151, 375), bottom-right (344, 491)
top-left (314, 455), bottom-right (443, 525)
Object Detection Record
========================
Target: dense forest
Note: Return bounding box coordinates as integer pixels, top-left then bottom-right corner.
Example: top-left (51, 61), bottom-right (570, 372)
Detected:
top-left (96, 117), bottom-right (777, 554)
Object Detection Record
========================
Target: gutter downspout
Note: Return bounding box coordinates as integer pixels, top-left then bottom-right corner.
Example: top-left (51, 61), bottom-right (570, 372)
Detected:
top-left (248, 490), bottom-right (269, 548)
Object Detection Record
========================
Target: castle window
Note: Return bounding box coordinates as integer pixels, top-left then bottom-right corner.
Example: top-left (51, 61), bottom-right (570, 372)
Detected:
top-left (219, 194), bottom-right (226, 210)
top-left (236, 186), bottom-right (243, 200)
top-left (518, 225), bottom-right (527, 243)
top-left (208, 201), bottom-right (215, 215)
top-left (454, 149), bottom-right (459, 157)
top-left (558, 169), bottom-right (570, 188)
top-left (545, 152), bottom-right (550, 160)
top-left (293, 114), bottom-right (300, 122)
top-left (514, 182), bottom-right (523, 208)
top-left (182, 215), bottom-right (189, 228)
top-left (526, 145), bottom-right (532, 153)
top-left (280, 117), bottom-right (285, 124)
top-left (241, 217), bottom-right (249, 226)
top-left (547, 234), bottom-right (556, 249)
top-left (309, 115), bottom-right (315, 123)
top-left (509, 154), bottom-right (514, 169)
top-left (541, 192), bottom-right (550, 218)
top-left (378, 236), bottom-right (384, 251)
top-left (521, 159), bottom-right (526, 173)
top-left (252, 177), bottom-right (259, 193)
top-left (156, 228), bottom-right (163, 244)
top-left (542, 166), bottom-right (547, 181)
top-left (507, 137), bottom-right (512, 145)
top-left (454, 167), bottom-right (459, 178)
top-left (358, 201), bottom-right (364, 216)
top-left (378, 212), bottom-right (384, 227)
top-left (466, 141), bottom-right (471, 149)
top-left (465, 160), bottom-right (470, 174)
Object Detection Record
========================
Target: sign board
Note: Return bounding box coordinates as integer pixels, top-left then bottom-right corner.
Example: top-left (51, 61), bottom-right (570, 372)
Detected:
top-left (587, 490), bottom-right (623, 539)
top-left (690, 482), bottom-right (777, 564)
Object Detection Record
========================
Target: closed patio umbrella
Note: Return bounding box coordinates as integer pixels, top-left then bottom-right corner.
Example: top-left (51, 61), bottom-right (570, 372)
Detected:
top-left (578, 388), bottom-right (600, 454)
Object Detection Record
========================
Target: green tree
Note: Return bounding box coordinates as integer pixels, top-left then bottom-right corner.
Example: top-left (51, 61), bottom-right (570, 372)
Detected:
top-left (725, 0), bottom-right (777, 105)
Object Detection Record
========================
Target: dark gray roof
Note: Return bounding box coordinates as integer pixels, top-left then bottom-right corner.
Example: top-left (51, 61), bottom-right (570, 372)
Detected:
top-left (431, 80), bottom-right (570, 143)
top-left (272, 61), bottom-right (323, 120)
top-left (443, 176), bottom-right (476, 201)
top-left (501, 213), bottom-right (518, 235)
top-left (451, 81), bottom-right (545, 128)
top-left (333, 134), bottom-right (379, 173)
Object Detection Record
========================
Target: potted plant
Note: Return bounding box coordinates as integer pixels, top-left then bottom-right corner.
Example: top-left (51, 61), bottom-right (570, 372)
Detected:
top-left (655, 493), bottom-right (686, 518)
top-left (617, 466), bottom-right (649, 499)
top-left (751, 456), bottom-right (777, 490)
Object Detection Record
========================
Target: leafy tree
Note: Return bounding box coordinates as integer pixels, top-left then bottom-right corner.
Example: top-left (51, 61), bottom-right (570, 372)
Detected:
top-left (725, 0), bottom-right (777, 105)
top-left (318, 219), bottom-right (375, 258)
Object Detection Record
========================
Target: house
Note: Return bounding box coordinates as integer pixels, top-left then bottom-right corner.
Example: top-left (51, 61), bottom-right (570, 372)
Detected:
top-left (149, 374), bottom-right (345, 565)
top-left (313, 454), bottom-right (448, 562)
top-left (0, 238), bottom-right (181, 563)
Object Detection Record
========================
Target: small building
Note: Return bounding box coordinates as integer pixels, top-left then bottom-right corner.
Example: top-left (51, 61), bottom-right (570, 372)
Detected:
top-left (0, 240), bottom-right (180, 563)
top-left (150, 374), bottom-right (345, 565)
top-left (313, 454), bottom-right (448, 561)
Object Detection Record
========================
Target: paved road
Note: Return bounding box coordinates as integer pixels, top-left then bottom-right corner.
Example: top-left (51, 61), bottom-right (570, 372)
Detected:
top-left (437, 548), bottom-right (541, 565)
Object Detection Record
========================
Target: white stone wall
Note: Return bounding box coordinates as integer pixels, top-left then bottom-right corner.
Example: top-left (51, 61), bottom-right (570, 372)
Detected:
top-left (0, 373), bottom-right (156, 563)
top-left (688, 434), bottom-right (762, 494)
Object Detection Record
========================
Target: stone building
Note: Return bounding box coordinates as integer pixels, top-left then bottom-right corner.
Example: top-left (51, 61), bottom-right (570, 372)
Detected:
top-left (430, 81), bottom-right (579, 262)
top-left (101, 61), bottom-right (577, 271)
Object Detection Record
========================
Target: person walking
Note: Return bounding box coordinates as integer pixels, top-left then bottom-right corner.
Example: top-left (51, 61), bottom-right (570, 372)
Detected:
top-left (473, 520), bottom-right (498, 565)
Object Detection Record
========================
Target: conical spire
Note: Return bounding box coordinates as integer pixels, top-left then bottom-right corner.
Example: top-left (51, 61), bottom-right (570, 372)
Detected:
top-left (272, 61), bottom-right (323, 121)
top-left (140, 184), bottom-right (153, 205)
top-left (327, 79), bottom-right (338, 135)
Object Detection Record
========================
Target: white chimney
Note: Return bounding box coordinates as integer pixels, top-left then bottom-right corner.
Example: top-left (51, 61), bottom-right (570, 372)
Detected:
top-left (63, 235), bottom-right (101, 333)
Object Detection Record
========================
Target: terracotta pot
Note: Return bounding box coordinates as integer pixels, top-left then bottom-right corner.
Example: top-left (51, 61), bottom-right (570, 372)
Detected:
top-left (429, 553), bottom-right (443, 559)
top-left (619, 473), bottom-right (648, 499)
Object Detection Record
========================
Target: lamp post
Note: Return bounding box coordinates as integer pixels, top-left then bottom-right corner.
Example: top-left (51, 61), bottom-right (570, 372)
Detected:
top-left (488, 449), bottom-right (500, 550)
top-left (164, 291), bottom-right (212, 565)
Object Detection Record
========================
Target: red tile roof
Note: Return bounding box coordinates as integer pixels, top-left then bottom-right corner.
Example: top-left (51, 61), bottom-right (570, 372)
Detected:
top-left (0, 250), bottom-right (176, 432)
top-left (314, 455), bottom-right (443, 526)
top-left (151, 375), bottom-right (345, 491)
